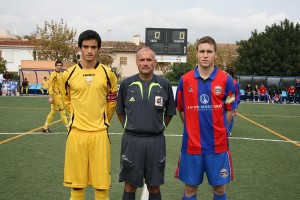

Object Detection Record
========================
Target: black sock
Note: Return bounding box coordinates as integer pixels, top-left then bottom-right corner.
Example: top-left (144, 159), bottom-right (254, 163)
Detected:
top-left (149, 192), bottom-right (161, 200)
top-left (122, 191), bottom-right (135, 200)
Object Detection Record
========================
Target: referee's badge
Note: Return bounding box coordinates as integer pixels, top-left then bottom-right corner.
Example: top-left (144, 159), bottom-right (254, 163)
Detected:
top-left (155, 96), bottom-right (163, 106)
top-left (85, 76), bottom-right (92, 85)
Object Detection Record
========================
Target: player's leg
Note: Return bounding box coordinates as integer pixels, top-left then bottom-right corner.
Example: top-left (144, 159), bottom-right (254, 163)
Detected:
top-left (57, 96), bottom-right (69, 129)
top-left (42, 109), bottom-right (56, 132)
top-left (64, 128), bottom-right (89, 194)
top-left (25, 86), bottom-right (28, 94)
top-left (70, 188), bottom-right (84, 200)
top-left (119, 133), bottom-right (145, 200)
top-left (145, 134), bottom-right (166, 200)
top-left (95, 189), bottom-right (109, 200)
top-left (206, 152), bottom-right (233, 200)
top-left (89, 130), bottom-right (111, 200)
top-left (177, 153), bottom-right (204, 199)
top-left (40, 87), bottom-right (44, 94)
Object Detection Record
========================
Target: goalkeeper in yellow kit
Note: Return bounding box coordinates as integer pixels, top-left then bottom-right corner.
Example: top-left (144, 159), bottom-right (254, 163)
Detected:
top-left (41, 60), bottom-right (68, 133)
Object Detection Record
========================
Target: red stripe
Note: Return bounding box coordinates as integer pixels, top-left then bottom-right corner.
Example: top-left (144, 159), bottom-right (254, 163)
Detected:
top-left (211, 71), bottom-right (228, 153)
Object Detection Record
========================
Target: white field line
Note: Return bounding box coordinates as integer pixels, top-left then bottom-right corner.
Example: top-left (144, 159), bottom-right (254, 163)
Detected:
top-left (0, 132), bottom-right (299, 144)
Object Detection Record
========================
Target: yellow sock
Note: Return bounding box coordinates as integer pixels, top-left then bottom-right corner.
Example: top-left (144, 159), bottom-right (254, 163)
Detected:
top-left (70, 188), bottom-right (84, 200)
top-left (95, 189), bottom-right (109, 200)
top-left (43, 110), bottom-right (56, 129)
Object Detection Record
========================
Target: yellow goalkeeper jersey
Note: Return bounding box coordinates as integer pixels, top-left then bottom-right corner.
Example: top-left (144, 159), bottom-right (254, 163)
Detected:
top-left (41, 79), bottom-right (49, 89)
top-left (61, 62), bottom-right (118, 131)
top-left (48, 70), bottom-right (63, 96)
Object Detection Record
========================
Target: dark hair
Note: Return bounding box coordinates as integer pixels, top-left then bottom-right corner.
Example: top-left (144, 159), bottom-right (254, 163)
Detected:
top-left (78, 30), bottom-right (101, 49)
top-left (196, 36), bottom-right (217, 52)
top-left (55, 60), bottom-right (63, 66)
top-left (225, 68), bottom-right (235, 77)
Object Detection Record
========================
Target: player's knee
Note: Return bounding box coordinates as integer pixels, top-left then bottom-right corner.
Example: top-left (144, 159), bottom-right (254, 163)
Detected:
top-left (213, 185), bottom-right (226, 195)
top-left (147, 186), bottom-right (160, 193)
top-left (95, 189), bottom-right (109, 200)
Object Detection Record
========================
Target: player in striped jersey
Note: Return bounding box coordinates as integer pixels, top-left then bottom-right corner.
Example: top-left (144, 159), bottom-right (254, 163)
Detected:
top-left (61, 30), bottom-right (118, 200)
top-left (175, 36), bottom-right (236, 200)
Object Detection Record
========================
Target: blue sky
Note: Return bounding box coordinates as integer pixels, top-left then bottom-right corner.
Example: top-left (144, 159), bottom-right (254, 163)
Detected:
top-left (0, 0), bottom-right (299, 43)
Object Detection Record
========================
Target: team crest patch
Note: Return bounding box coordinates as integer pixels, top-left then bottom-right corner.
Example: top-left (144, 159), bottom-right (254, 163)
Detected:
top-left (220, 168), bottom-right (229, 178)
top-left (155, 96), bottom-right (163, 106)
top-left (214, 86), bottom-right (222, 95)
top-left (188, 86), bottom-right (193, 92)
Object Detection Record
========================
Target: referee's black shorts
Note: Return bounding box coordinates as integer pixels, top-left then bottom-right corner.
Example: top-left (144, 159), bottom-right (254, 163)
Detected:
top-left (119, 132), bottom-right (166, 187)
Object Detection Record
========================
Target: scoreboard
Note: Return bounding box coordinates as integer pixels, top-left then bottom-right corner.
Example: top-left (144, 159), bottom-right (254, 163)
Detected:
top-left (145, 28), bottom-right (188, 63)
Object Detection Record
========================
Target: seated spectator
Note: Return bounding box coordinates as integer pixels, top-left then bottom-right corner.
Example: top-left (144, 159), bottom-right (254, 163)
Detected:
top-left (253, 84), bottom-right (260, 101)
top-left (287, 85), bottom-right (295, 103)
top-left (259, 84), bottom-right (267, 101)
top-left (40, 77), bottom-right (49, 95)
top-left (245, 83), bottom-right (253, 101)
top-left (274, 88), bottom-right (282, 104)
top-left (21, 78), bottom-right (29, 95)
top-left (267, 88), bottom-right (275, 103)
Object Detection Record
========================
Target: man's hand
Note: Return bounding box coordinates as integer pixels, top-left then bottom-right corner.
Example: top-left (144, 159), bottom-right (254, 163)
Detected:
top-left (48, 97), bottom-right (53, 104)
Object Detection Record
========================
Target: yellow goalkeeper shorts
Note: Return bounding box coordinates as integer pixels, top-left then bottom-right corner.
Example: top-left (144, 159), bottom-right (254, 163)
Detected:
top-left (64, 127), bottom-right (111, 189)
top-left (51, 95), bottom-right (65, 111)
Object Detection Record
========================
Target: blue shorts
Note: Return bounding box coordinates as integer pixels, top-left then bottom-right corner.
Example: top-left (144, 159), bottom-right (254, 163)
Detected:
top-left (176, 152), bottom-right (233, 186)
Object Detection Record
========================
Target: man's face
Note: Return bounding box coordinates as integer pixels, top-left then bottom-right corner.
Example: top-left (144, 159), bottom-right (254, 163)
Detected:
top-left (136, 49), bottom-right (157, 75)
top-left (80, 39), bottom-right (99, 62)
top-left (56, 63), bottom-right (63, 71)
top-left (196, 43), bottom-right (216, 69)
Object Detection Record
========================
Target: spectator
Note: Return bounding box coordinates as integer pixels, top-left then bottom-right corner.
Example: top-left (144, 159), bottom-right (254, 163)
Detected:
top-left (274, 88), bottom-right (282, 104)
top-left (295, 78), bottom-right (300, 104)
top-left (245, 83), bottom-right (253, 101)
top-left (40, 77), bottom-right (49, 95)
top-left (259, 84), bottom-right (267, 102)
top-left (3, 71), bottom-right (11, 81)
top-left (21, 78), bottom-right (29, 95)
top-left (253, 84), bottom-right (260, 101)
top-left (267, 88), bottom-right (275, 103)
top-left (287, 85), bottom-right (295, 103)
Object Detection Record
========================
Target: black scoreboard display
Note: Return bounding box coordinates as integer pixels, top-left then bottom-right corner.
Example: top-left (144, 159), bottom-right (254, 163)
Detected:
top-left (145, 28), bottom-right (187, 62)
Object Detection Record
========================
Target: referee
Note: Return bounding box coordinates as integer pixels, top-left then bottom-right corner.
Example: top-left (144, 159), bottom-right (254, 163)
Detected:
top-left (117, 47), bottom-right (176, 200)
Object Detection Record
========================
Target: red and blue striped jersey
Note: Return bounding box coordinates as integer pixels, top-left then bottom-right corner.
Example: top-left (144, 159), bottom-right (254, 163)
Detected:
top-left (176, 67), bottom-right (235, 154)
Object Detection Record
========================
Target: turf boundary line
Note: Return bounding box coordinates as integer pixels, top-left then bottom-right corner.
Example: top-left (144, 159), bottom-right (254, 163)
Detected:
top-left (237, 113), bottom-right (300, 147)
top-left (0, 119), bottom-right (63, 145)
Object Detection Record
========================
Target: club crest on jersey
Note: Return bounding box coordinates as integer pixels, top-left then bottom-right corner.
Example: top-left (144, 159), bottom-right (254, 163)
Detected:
top-left (220, 168), bottom-right (229, 178)
top-left (85, 76), bottom-right (92, 85)
top-left (199, 94), bottom-right (209, 104)
top-left (214, 86), bottom-right (222, 95)
top-left (188, 86), bottom-right (193, 92)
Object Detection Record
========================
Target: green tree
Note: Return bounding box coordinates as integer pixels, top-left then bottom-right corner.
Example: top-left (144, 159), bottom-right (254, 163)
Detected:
top-left (30, 19), bottom-right (77, 61)
top-left (0, 56), bottom-right (7, 72)
top-left (234, 19), bottom-right (300, 76)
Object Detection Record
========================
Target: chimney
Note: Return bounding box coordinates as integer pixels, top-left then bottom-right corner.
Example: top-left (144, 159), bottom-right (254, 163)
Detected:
top-left (133, 34), bottom-right (140, 46)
